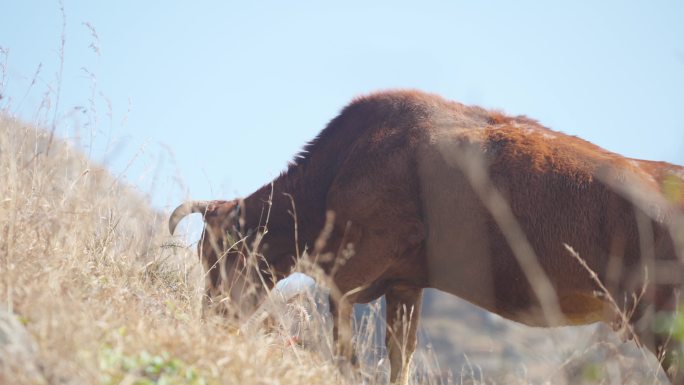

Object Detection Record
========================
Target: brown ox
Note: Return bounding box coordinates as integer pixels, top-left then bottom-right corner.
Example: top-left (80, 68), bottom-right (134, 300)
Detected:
top-left (170, 90), bottom-right (684, 384)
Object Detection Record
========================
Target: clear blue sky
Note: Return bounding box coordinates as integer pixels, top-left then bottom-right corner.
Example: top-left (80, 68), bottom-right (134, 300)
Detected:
top-left (2, 1), bottom-right (683, 212)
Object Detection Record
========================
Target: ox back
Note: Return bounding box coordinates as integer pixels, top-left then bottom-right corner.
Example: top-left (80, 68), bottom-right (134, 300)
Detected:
top-left (417, 103), bottom-right (682, 328)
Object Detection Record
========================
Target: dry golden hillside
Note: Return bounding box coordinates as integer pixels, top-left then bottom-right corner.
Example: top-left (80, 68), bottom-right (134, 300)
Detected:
top-left (0, 116), bottom-right (356, 385)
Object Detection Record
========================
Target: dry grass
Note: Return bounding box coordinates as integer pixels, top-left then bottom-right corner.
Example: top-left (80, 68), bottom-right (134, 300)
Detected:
top-left (0, 116), bottom-right (355, 385)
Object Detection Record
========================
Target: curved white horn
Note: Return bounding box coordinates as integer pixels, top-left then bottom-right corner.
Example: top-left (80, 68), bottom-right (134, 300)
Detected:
top-left (169, 201), bottom-right (210, 235)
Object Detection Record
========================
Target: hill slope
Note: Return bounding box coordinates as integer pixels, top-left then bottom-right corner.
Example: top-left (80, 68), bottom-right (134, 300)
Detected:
top-left (0, 116), bottom-right (346, 385)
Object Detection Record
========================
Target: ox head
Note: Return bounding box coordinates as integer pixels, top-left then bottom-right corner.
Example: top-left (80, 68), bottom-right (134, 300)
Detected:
top-left (169, 200), bottom-right (269, 319)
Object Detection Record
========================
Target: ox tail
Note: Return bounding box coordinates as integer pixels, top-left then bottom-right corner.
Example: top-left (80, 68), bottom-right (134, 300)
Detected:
top-left (168, 201), bottom-right (210, 235)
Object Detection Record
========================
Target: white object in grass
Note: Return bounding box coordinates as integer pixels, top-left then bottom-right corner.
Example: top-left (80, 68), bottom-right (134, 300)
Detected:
top-left (274, 272), bottom-right (316, 300)
top-left (240, 273), bottom-right (318, 334)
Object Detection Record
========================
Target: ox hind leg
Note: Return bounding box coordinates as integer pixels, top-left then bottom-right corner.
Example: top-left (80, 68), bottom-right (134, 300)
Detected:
top-left (627, 283), bottom-right (684, 385)
top-left (385, 286), bottom-right (422, 385)
top-left (643, 287), bottom-right (684, 385)
top-left (656, 333), bottom-right (684, 385)
top-left (643, 315), bottom-right (684, 385)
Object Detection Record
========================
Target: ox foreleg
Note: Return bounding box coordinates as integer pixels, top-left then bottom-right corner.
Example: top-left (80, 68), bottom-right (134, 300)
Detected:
top-left (385, 286), bottom-right (422, 385)
top-left (329, 296), bottom-right (357, 367)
